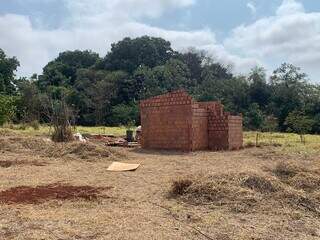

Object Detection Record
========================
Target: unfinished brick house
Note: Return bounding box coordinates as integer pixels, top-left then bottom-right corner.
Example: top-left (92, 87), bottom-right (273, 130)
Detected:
top-left (139, 90), bottom-right (243, 151)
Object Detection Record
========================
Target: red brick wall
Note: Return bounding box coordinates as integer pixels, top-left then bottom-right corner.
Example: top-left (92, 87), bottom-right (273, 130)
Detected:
top-left (140, 90), bottom-right (243, 151)
top-left (140, 90), bottom-right (193, 151)
top-left (198, 102), bottom-right (224, 116)
top-left (228, 116), bottom-right (243, 150)
top-left (191, 104), bottom-right (208, 150)
top-left (208, 114), bottom-right (229, 150)
top-left (207, 114), bottom-right (243, 150)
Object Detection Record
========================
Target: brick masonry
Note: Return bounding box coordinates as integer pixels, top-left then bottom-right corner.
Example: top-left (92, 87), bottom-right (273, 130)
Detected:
top-left (140, 90), bottom-right (243, 151)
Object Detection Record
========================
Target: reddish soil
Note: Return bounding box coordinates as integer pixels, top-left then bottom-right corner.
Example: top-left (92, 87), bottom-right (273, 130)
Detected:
top-left (0, 184), bottom-right (110, 204)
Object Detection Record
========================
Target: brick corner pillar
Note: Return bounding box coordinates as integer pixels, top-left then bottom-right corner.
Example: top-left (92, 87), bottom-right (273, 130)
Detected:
top-left (227, 115), bottom-right (243, 150)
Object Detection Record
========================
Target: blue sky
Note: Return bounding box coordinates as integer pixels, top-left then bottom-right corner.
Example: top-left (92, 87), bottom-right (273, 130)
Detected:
top-left (1, 0), bottom-right (320, 82)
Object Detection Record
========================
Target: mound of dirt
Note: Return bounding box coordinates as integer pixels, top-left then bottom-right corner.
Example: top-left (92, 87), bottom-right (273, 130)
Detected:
top-left (0, 136), bottom-right (122, 160)
top-left (0, 184), bottom-right (110, 204)
top-left (170, 168), bottom-right (320, 215)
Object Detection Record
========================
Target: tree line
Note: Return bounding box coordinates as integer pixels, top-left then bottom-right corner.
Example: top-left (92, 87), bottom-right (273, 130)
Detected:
top-left (0, 36), bottom-right (320, 134)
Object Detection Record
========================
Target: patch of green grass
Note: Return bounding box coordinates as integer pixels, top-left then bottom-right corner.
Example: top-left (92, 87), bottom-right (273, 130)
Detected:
top-left (0, 124), bottom-right (128, 137)
top-left (244, 131), bottom-right (320, 155)
top-left (74, 126), bottom-right (127, 136)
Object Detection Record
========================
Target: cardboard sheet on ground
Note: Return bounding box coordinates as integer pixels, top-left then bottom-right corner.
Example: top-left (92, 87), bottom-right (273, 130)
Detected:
top-left (107, 162), bottom-right (140, 172)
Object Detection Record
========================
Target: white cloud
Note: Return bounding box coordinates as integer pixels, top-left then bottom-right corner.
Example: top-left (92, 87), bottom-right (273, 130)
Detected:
top-left (276, 0), bottom-right (304, 16)
top-left (4, 0), bottom-right (319, 81)
top-left (247, 2), bottom-right (256, 15)
top-left (226, 0), bottom-right (320, 81)
top-left (0, 0), bottom-right (256, 77)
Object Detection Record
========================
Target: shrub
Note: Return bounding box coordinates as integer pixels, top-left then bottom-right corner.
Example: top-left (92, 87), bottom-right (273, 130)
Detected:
top-left (51, 100), bottom-right (74, 142)
top-left (170, 179), bottom-right (193, 196)
top-left (0, 95), bottom-right (17, 126)
top-left (110, 102), bottom-right (139, 126)
top-left (29, 120), bottom-right (40, 130)
top-left (285, 111), bottom-right (315, 142)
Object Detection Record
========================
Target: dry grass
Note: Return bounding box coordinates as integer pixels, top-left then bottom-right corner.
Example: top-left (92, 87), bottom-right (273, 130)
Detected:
top-left (0, 135), bottom-right (126, 161)
top-left (0, 132), bottom-right (320, 239)
top-left (169, 165), bottom-right (320, 216)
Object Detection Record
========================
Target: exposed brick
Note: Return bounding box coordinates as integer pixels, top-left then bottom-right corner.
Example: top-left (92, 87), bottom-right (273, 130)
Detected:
top-left (140, 90), bottom-right (243, 151)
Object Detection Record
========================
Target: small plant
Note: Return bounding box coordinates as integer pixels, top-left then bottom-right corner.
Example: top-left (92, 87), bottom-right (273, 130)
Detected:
top-left (29, 120), bottom-right (40, 130)
top-left (126, 120), bottom-right (136, 131)
top-left (170, 179), bottom-right (193, 196)
top-left (18, 123), bottom-right (27, 130)
top-left (51, 100), bottom-right (74, 142)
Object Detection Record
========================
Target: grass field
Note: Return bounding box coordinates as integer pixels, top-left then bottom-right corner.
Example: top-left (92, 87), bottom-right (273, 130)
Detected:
top-left (2, 124), bottom-right (320, 154)
top-left (244, 131), bottom-right (320, 155)
top-left (0, 126), bottom-right (320, 239)
top-left (1, 124), bottom-right (128, 136)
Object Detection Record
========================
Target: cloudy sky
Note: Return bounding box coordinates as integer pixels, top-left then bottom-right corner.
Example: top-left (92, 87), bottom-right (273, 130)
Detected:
top-left (1, 0), bottom-right (320, 82)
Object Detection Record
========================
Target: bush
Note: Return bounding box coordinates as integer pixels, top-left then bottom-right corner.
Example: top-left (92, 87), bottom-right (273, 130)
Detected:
top-left (29, 120), bottom-right (40, 130)
top-left (109, 102), bottom-right (139, 126)
top-left (244, 103), bottom-right (265, 130)
top-left (285, 111), bottom-right (315, 142)
top-left (51, 100), bottom-right (74, 142)
top-left (0, 95), bottom-right (17, 126)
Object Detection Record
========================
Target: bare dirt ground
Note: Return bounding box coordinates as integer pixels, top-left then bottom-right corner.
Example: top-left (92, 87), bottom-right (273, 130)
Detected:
top-left (0, 133), bottom-right (319, 240)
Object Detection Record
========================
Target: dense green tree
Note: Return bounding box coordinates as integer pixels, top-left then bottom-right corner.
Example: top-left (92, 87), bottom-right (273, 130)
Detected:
top-left (248, 67), bottom-right (271, 109)
top-left (38, 50), bottom-right (100, 89)
top-left (0, 95), bottom-right (17, 125)
top-left (71, 69), bottom-right (123, 125)
top-left (153, 59), bottom-right (192, 92)
top-left (98, 36), bottom-right (175, 73)
top-left (195, 61), bottom-right (234, 101)
top-left (1, 36), bottom-right (320, 132)
top-left (131, 59), bottom-right (192, 101)
top-left (176, 48), bottom-right (205, 86)
top-left (270, 63), bottom-right (309, 131)
top-left (245, 103), bottom-right (265, 130)
top-left (110, 103), bottom-right (139, 126)
top-left (15, 78), bottom-right (42, 122)
top-left (285, 111), bottom-right (315, 142)
top-left (0, 49), bottom-right (20, 95)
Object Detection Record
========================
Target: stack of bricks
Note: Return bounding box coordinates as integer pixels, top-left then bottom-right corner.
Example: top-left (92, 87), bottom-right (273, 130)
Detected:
top-left (140, 90), bottom-right (243, 151)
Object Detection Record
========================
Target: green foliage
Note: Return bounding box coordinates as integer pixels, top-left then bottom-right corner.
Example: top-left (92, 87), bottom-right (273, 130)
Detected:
top-left (15, 78), bottom-right (42, 122)
top-left (0, 49), bottom-right (20, 95)
top-left (110, 103), bottom-right (139, 126)
top-left (0, 95), bottom-right (17, 125)
top-left (1, 38), bottom-right (319, 133)
top-left (245, 103), bottom-right (265, 130)
top-left (285, 111), bottom-right (315, 135)
top-left (98, 36), bottom-right (174, 73)
top-left (38, 50), bottom-right (100, 89)
top-left (261, 116), bottom-right (279, 132)
top-left (270, 63), bottom-right (310, 131)
top-left (248, 67), bottom-right (271, 109)
top-left (312, 114), bottom-right (320, 133)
